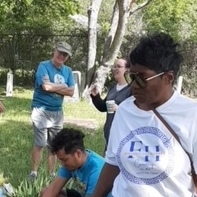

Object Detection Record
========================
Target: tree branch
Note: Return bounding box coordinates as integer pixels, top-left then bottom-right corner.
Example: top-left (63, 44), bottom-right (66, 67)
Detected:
top-left (129, 0), bottom-right (153, 16)
top-left (102, 1), bottom-right (119, 63)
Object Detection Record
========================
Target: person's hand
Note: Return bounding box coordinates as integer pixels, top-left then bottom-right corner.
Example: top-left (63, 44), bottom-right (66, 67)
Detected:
top-left (89, 84), bottom-right (99, 96)
top-left (112, 103), bottom-right (118, 112)
top-left (106, 103), bottom-right (118, 113)
top-left (0, 101), bottom-right (5, 113)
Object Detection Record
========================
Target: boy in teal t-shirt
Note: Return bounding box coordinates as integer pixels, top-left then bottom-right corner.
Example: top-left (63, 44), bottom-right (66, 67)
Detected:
top-left (40, 128), bottom-right (111, 197)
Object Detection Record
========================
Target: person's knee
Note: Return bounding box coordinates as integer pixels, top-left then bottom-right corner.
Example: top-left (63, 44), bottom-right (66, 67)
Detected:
top-left (33, 146), bottom-right (44, 151)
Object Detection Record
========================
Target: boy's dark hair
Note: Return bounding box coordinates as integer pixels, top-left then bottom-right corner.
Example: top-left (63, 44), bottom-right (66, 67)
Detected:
top-left (129, 32), bottom-right (183, 79)
top-left (51, 128), bottom-right (85, 154)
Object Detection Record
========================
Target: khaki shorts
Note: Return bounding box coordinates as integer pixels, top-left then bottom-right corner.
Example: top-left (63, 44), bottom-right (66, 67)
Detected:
top-left (31, 107), bottom-right (63, 147)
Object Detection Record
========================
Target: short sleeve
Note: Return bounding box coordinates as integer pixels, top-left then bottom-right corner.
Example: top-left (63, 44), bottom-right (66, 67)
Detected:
top-left (86, 169), bottom-right (101, 196)
top-left (36, 63), bottom-right (49, 86)
top-left (57, 166), bottom-right (72, 179)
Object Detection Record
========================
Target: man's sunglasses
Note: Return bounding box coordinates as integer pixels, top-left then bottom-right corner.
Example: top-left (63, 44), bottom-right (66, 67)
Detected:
top-left (124, 71), bottom-right (164, 88)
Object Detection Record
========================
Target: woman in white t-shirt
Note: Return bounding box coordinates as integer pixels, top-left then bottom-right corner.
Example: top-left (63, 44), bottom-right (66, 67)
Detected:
top-left (92, 33), bottom-right (197, 197)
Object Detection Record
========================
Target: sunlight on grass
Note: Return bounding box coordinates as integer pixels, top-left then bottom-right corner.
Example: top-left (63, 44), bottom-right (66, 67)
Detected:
top-left (64, 100), bottom-right (105, 125)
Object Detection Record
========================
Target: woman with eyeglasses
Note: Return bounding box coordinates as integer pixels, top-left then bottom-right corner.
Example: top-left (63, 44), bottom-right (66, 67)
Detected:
top-left (90, 58), bottom-right (132, 152)
top-left (92, 33), bottom-right (197, 197)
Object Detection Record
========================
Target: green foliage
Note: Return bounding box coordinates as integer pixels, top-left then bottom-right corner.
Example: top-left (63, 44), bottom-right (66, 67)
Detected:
top-left (142, 0), bottom-right (197, 40)
top-left (13, 176), bottom-right (51, 197)
top-left (179, 1), bottom-right (197, 40)
top-left (0, 0), bottom-right (80, 34)
top-left (0, 0), bottom-right (197, 92)
top-left (142, 0), bottom-right (183, 37)
top-left (0, 87), bottom-right (105, 196)
top-left (0, 173), bottom-right (8, 186)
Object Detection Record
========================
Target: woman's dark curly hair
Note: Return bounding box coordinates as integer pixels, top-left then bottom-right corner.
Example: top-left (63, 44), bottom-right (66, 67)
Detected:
top-left (129, 32), bottom-right (183, 79)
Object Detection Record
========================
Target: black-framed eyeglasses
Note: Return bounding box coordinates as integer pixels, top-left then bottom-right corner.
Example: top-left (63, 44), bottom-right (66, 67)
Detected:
top-left (124, 71), bottom-right (164, 88)
top-left (112, 65), bottom-right (125, 70)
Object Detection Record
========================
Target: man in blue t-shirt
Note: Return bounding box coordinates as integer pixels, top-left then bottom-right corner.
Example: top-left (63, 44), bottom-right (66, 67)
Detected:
top-left (39, 128), bottom-right (111, 197)
top-left (29, 42), bottom-right (75, 180)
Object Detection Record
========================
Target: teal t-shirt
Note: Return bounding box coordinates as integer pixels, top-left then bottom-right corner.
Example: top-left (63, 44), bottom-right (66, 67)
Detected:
top-left (58, 150), bottom-right (111, 197)
top-left (32, 60), bottom-right (74, 111)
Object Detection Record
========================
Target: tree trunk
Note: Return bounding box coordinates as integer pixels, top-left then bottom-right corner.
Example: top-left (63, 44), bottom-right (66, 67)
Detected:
top-left (102, 1), bottom-right (119, 62)
top-left (92, 0), bottom-right (131, 93)
top-left (86, 0), bottom-right (103, 87)
top-left (83, 0), bottom-right (153, 99)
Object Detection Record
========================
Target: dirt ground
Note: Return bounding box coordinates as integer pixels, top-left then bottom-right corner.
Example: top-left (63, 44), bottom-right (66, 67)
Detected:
top-left (64, 118), bottom-right (99, 131)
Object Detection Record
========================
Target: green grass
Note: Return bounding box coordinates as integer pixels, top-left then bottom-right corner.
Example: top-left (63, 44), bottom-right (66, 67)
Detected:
top-left (0, 87), bottom-right (105, 196)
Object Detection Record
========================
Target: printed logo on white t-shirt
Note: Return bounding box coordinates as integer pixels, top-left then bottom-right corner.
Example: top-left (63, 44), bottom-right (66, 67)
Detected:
top-left (116, 126), bottom-right (174, 185)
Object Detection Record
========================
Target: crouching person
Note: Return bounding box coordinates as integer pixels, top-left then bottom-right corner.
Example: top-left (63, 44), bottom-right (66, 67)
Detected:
top-left (40, 128), bottom-right (111, 197)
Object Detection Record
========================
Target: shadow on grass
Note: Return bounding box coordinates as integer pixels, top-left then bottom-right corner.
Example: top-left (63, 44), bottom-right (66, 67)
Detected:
top-left (0, 90), bottom-right (106, 196)
top-left (0, 119), bottom-right (105, 186)
top-left (2, 96), bottom-right (32, 114)
top-left (0, 120), bottom-right (33, 187)
top-left (0, 119), bottom-right (56, 197)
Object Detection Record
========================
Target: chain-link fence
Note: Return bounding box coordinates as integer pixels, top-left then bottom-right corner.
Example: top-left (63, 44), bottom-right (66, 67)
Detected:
top-left (0, 33), bottom-right (197, 97)
top-left (0, 33), bottom-right (88, 87)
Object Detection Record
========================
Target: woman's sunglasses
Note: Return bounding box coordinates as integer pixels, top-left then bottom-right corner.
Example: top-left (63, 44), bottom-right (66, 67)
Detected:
top-left (124, 71), bottom-right (164, 88)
